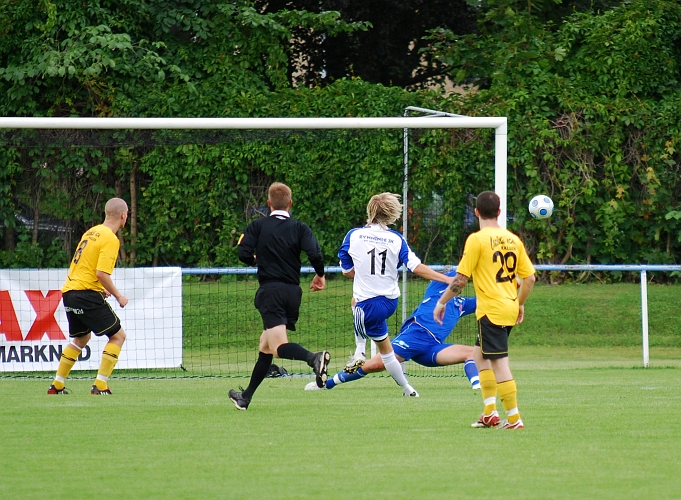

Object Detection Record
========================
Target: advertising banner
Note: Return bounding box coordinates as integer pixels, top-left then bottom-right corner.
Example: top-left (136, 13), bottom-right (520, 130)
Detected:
top-left (0, 267), bottom-right (182, 372)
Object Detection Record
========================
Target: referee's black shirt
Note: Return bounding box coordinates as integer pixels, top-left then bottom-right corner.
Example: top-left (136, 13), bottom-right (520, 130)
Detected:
top-left (238, 211), bottom-right (325, 286)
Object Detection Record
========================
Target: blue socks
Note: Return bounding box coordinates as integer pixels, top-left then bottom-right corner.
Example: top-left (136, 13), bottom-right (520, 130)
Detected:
top-left (326, 368), bottom-right (367, 389)
top-left (464, 359), bottom-right (480, 389)
top-left (324, 361), bottom-right (479, 390)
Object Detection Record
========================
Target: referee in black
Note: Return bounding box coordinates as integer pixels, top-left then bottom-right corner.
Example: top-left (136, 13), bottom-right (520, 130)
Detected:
top-left (229, 182), bottom-right (330, 410)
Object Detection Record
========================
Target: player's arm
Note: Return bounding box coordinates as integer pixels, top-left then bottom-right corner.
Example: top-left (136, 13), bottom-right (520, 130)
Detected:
top-left (96, 270), bottom-right (128, 308)
top-left (433, 273), bottom-right (469, 324)
top-left (300, 224), bottom-right (326, 291)
top-left (412, 264), bottom-right (453, 284)
top-left (338, 231), bottom-right (355, 279)
top-left (237, 225), bottom-right (257, 266)
top-left (515, 240), bottom-right (537, 324)
top-left (516, 273), bottom-right (536, 324)
top-left (397, 236), bottom-right (451, 284)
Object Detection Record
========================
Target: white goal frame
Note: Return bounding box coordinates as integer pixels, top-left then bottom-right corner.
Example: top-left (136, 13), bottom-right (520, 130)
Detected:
top-left (0, 116), bottom-right (509, 225)
top-left (1, 115), bottom-right (508, 368)
top-left (2, 116), bottom-right (674, 368)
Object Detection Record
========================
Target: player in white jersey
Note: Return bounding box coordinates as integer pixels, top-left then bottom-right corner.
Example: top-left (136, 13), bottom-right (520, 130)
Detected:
top-left (338, 192), bottom-right (451, 396)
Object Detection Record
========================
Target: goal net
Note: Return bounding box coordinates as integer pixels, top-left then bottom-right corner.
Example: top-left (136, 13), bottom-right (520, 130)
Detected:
top-left (0, 116), bottom-right (507, 380)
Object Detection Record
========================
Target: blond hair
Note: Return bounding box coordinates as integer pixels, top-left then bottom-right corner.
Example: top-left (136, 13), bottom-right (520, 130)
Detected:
top-left (366, 192), bottom-right (402, 227)
top-left (268, 182), bottom-right (292, 210)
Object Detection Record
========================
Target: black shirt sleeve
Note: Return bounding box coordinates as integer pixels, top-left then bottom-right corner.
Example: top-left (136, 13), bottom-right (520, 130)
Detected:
top-left (237, 221), bottom-right (258, 266)
top-left (300, 223), bottom-right (325, 277)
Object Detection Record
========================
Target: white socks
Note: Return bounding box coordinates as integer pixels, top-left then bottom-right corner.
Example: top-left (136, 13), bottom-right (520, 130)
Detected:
top-left (381, 351), bottom-right (409, 388)
top-left (354, 338), bottom-right (366, 358)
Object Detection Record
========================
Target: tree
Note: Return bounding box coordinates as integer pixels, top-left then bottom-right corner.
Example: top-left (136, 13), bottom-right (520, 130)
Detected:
top-left (425, 0), bottom-right (681, 266)
top-left (255, 0), bottom-right (478, 88)
top-left (0, 0), bottom-right (366, 265)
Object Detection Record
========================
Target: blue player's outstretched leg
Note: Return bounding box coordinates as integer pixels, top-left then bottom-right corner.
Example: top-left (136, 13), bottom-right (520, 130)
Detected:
top-left (464, 359), bottom-right (480, 390)
top-left (304, 367), bottom-right (367, 390)
top-left (327, 367), bottom-right (367, 388)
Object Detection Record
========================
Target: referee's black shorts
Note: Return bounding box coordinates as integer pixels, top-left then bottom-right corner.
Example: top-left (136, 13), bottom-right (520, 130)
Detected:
top-left (254, 282), bottom-right (303, 331)
top-left (62, 290), bottom-right (122, 338)
top-left (475, 315), bottom-right (513, 360)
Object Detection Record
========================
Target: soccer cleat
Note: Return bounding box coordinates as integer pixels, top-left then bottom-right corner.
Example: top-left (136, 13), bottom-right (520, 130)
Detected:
top-left (91, 385), bottom-right (112, 395)
top-left (471, 383), bottom-right (481, 390)
top-left (500, 419), bottom-right (525, 430)
top-left (471, 410), bottom-right (501, 428)
top-left (305, 381), bottom-right (328, 391)
top-left (228, 388), bottom-right (251, 410)
top-left (313, 350), bottom-right (331, 388)
top-left (343, 352), bottom-right (366, 374)
top-left (402, 385), bottom-right (419, 397)
top-left (47, 385), bottom-right (69, 395)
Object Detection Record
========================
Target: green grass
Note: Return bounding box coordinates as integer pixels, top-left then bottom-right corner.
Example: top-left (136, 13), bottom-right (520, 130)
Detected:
top-left (4, 281), bottom-right (679, 379)
top-left (519, 283), bottom-right (681, 347)
top-left (2, 350), bottom-right (681, 499)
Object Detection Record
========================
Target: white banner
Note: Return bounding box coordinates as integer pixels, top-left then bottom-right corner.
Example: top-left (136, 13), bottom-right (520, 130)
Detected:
top-left (0, 267), bottom-right (183, 372)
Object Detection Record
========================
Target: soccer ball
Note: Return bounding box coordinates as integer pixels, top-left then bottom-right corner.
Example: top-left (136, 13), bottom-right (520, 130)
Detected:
top-left (528, 195), bottom-right (554, 219)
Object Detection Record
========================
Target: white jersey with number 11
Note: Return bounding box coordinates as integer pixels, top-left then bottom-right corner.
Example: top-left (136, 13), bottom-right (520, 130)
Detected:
top-left (338, 224), bottom-right (421, 302)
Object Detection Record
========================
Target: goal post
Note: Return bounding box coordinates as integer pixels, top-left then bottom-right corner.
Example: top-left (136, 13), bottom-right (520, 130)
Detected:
top-left (0, 114), bottom-right (507, 379)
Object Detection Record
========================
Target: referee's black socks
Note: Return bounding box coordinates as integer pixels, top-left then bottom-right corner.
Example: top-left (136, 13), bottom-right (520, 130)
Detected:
top-left (243, 351), bottom-right (273, 399)
top-left (277, 343), bottom-right (315, 365)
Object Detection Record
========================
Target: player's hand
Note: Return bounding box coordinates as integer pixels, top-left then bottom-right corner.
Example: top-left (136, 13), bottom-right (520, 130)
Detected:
top-left (433, 301), bottom-right (446, 325)
top-left (516, 304), bottom-right (525, 324)
top-left (117, 295), bottom-right (129, 308)
top-left (310, 275), bottom-right (326, 291)
top-left (102, 290), bottom-right (112, 298)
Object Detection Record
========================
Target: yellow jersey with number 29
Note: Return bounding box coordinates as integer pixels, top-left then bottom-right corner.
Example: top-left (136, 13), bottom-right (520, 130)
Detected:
top-left (456, 226), bottom-right (535, 326)
top-left (62, 224), bottom-right (120, 293)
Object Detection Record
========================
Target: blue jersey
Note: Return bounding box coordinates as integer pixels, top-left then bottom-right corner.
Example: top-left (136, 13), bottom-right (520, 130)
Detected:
top-left (406, 270), bottom-right (476, 342)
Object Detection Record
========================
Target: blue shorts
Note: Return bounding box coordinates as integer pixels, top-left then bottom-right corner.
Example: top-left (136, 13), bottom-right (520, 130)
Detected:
top-left (391, 321), bottom-right (450, 367)
top-left (353, 296), bottom-right (399, 342)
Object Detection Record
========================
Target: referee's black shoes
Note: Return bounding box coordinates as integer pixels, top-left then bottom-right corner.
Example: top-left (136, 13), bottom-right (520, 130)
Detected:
top-left (228, 388), bottom-right (251, 410)
top-left (312, 351), bottom-right (331, 388)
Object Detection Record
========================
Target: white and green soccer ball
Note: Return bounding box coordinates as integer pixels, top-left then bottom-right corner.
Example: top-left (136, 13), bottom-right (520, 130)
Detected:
top-left (528, 195), bottom-right (554, 219)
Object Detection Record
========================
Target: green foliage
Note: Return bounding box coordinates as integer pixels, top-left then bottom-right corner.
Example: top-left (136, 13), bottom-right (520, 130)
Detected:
top-left (2, 0), bottom-right (681, 269)
top-left (426, 0), bottom-right (681, 266)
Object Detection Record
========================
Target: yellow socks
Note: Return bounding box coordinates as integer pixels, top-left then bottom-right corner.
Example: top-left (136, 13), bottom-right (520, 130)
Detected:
top-left (53, 343), bottom-right (81, 390)
top-left (498, 379), bottom-right (520, 424)
top-left (94, 342), bottom-right (121, 391)
top-left (479, 369), bottom-right (498, 415)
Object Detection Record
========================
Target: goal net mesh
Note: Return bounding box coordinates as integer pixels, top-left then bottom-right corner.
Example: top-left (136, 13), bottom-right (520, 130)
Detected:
top-left (0, 125), bottom-right (483, 381)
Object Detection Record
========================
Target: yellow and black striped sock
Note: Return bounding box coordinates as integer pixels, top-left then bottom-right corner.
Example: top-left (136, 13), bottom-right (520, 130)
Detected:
top-left (498, 379), bottom-right (520, 424)
top-left (479, 369), bottom-right (497, 415)
top-left (53, 343), bottom-right (81, 390)
top-left (95, 343), bottom-right (121, 391)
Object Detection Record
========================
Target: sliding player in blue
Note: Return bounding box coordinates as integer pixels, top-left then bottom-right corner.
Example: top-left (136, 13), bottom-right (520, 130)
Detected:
top-left (306, 269), bottom-right (480, 392)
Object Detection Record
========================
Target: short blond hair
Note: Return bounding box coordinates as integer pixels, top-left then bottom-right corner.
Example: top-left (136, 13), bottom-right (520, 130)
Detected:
top-left (366, 192), bottom-right (402, 227)
top-left (268, 182), bottom-right (292, 210)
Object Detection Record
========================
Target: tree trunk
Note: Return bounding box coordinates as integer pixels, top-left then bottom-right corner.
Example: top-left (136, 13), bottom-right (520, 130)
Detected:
top-left (4, 224), bottom-right (15, 252)
top-left (115, 179), bottom-right (127, 264)
top-left (32, 187), bottom-right (40, 244)
top-left (130, 163), bottom-right (137, 266)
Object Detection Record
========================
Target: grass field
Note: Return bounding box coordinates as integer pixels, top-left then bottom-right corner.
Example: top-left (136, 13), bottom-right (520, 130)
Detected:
top-left (2, 347), bottom-right (680, 499)
top-left (177, 280), bottom-right (681, 377)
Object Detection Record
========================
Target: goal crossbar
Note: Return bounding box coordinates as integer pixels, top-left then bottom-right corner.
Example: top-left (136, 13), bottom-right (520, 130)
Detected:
top-left (0, 116), bottom-right (506, 131)
top-left (0, 116), bottom-right (509, 226)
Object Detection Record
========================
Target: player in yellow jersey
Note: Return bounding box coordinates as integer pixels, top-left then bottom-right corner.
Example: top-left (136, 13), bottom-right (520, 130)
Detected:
top-left (434, 191), bottom-right (536, 429)
top-left (48, 198), bottom-right (129, 395)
